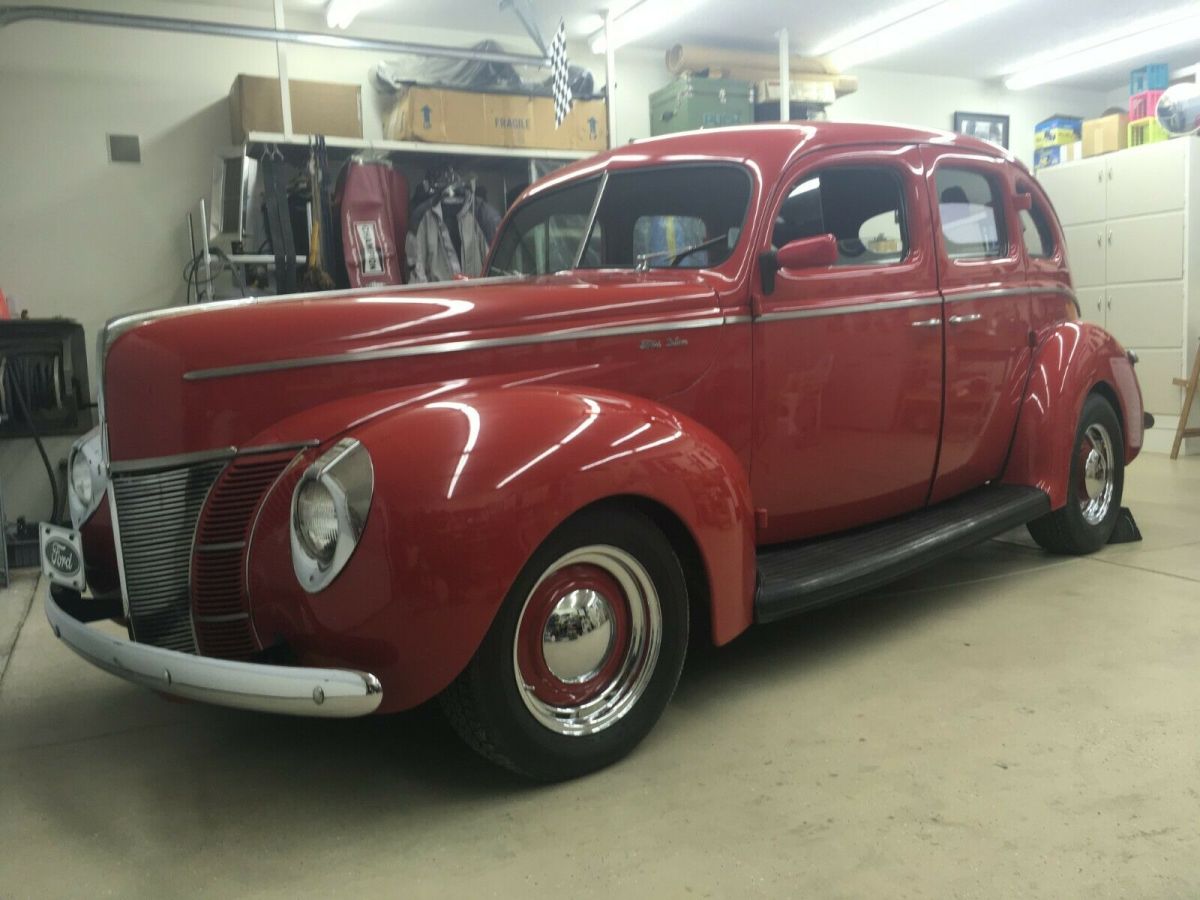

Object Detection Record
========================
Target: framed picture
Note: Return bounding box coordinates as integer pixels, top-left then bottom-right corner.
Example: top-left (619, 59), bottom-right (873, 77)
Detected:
top-left (953, 111), bottom-right (1010, 149)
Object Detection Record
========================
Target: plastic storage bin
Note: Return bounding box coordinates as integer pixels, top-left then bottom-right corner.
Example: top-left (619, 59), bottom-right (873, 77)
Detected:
top-left (1129, 90), bottom-right (1165, 121)
top-left (1128, 117), bottom-right (1170, 147)
top-left (1129, 64), bottom-right (1169, 94)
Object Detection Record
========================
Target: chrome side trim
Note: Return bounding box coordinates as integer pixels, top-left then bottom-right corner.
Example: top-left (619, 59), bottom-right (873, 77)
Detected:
top-left (756, 294), bottom-right (942, 323)
top-left (182, 316), bottom-right (729, 381)
top-left (944, 287), bottom-right (1031, 303)
top-left (45, 586), bottom-right (383, 718)
top-left (723, 314), bottom-right (753, 325)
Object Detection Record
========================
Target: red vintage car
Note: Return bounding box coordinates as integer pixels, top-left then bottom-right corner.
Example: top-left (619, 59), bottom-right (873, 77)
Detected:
top-left (42, 123), bottom-right (1146, 781)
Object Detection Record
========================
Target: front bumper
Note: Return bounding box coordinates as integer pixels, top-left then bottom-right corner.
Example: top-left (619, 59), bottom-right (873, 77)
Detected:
top-left (45, 585), bottom-right (383, 718)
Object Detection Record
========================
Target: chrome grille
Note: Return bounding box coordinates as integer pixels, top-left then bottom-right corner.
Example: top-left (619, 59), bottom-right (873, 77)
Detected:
top-left (111, 459), bottom-right (228, 653)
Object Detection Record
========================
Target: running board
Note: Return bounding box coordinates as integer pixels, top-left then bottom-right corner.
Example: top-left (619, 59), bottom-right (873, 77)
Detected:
top-left (755, 484), bottom-right (1051, 623)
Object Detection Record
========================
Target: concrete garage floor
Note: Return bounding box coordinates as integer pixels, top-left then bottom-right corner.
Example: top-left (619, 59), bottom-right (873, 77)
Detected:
top-left (1, 454), bottom-right (1197, 899)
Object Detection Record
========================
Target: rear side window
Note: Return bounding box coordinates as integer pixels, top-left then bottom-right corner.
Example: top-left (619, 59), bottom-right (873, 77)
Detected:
top-left (935, 168), bottom-right (1006, 259)
top-left (1019, 204), bottom-right (1056, 259)
top-left (773, 167), bottom-right (908, 266)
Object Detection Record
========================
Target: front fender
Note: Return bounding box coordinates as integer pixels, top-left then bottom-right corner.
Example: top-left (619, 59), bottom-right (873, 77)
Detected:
top-left (248, 385), bottom-right (755, 712)
top-left (1003, 322), bottom-right (1143, 508)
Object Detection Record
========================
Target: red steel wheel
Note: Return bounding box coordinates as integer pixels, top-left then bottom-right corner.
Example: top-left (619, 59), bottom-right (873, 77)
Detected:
top-left (440, 505), bottom-right (689, 780)
top-left (512, 546), bottom-right (662, 736)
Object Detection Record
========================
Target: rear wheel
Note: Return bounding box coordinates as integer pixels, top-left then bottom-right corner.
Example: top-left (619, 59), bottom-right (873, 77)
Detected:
top-left (1027, 393), bottom-right (1124, 555)
top-left (440, 506), bottom-right (689, 781)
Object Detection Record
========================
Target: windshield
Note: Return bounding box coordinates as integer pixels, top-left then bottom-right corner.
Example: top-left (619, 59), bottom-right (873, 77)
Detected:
top-left (488, 164), bottom-right (752, 276)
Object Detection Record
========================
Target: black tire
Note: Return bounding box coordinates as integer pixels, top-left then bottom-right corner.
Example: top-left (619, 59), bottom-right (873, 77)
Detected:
top-left (1027, 393), bottom-right (1124, 555)
top-left (440, 505), bottom-right (689, 781)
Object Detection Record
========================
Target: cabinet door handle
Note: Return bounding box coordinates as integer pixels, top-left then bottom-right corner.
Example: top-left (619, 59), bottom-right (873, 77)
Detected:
top-left (911, 318), bottom-right (942, 328)
top-left (1097, 170), bottom-right (1103, 183)
top-left (1107, 229), bottom-right (1113, 246)
top-left (1106, 296), bottom-right (1112, 311)
top-left (1096, 233), bottom-right (1103, 248)
top-left (949, 313), bottom-right (982, 325)
top-left (1107, 168), bottom-right (1113, 181)
top-left (1096, 299), bottom-right (1103, 312)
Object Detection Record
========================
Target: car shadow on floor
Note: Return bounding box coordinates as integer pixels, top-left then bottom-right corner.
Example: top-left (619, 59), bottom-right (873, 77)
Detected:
top-left (9, 539), bottom-right (1072, 834)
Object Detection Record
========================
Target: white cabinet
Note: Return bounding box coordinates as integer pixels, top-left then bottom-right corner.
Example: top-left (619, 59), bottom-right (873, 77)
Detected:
top-left (1039, 137), bottom-right (1199, 432)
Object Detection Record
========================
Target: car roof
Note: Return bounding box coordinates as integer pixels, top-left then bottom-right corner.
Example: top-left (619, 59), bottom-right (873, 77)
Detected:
top-left (525, 121), bottom-right (1025, 201)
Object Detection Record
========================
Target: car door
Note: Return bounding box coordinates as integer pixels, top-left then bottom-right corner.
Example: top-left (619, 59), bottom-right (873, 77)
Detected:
top-left (751, 145), bottom-right (943, 544)
top-left (922, 148), bottom-right (1032, 505)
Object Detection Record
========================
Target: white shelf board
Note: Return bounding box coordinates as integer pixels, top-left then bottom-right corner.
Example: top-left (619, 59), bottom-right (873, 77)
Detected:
top-left (246, 131), bottom-right (594, 161)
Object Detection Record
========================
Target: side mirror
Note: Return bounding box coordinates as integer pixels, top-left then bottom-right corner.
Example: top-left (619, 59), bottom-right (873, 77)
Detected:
top-left (759, 234), bottom-right (837, 295)
top-left (1013, 192), bottom-right (1033, 212)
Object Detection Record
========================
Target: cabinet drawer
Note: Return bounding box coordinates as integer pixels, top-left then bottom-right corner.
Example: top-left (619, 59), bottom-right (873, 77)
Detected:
top-left (1062, 224), bottom-right (1106, 287)
top-left (1106, 212), bottom-right (1184, 284)
top-left (1106, 282), bottom-right (1184, 348)
top-left (1129, 348), bottom-right (1183, 415)
top-left (1037, 159), bottom-right (1106, 225)
top-left (1106, 140), bottom-right (1186, 219)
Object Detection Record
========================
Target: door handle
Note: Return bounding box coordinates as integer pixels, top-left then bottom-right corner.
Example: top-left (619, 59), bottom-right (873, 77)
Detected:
top-left (1096, 233), bottom-right (1103, 248)
top-left (1107, 229), bottom-right (1113, 246)
top-left (949, 313), bottom-right (982, 325)
top-left (911, 318), bottom-right (941, 328)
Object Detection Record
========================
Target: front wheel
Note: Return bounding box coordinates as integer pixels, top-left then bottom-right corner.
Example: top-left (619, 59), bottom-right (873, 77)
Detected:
top-left (1027, 393), bottom-right (1125, 555)
top-left (440, 506), bottom-right (689, 781)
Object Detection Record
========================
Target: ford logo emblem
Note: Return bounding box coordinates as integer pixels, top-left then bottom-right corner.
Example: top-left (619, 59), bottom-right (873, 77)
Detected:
top-left (46, 538), bottom-right (81, 576)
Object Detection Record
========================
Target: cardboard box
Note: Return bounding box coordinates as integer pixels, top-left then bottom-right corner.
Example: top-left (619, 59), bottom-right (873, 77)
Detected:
top-left (1035, 115), bottom-right (1082, 148)
top-left (1034, 141), bottom-right (1082, 170)
top-left (385, 85), bottom-right (606, 151)
top-left (754, 79), bottom-right (836, 105)
top-left (230, 75), bottom-right (363, 142)
top-left (1082, 113), bottom-right (1128, 157)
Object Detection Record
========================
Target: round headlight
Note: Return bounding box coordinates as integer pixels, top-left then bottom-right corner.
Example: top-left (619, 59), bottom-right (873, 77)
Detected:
top-left (71, 451), bottom-right (94, 506)
top-left (295, 479), bottom-right (339, 564)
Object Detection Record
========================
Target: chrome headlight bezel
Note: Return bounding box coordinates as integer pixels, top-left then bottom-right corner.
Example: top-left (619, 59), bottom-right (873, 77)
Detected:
top-left (68, 427), bottom-right (107, 529)
top-left (290, 438), bottom-right (374, 593)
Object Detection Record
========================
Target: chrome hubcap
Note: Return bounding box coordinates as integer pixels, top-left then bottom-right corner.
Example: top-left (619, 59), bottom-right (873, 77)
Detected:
top-left (542, 589), bottom-right (615, 683)
top-left (1078, 423), bottom-right (1115, 526)
top-left (514, 545), bottom-right (662, 737)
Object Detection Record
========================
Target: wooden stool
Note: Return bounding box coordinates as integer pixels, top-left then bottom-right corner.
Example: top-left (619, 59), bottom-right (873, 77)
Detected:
top-left (1171, 339), bottom-right (1200, 459)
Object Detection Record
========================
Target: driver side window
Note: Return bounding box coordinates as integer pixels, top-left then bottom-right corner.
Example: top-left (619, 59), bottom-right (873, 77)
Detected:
top-left (774, 167), bottom-right (909, 266)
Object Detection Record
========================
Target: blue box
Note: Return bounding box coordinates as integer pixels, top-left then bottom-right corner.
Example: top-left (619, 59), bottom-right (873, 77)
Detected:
top-left (1130, 64), bottom-right (1169, 94)
top-left (1035, 115), bottom-right (1083, 149)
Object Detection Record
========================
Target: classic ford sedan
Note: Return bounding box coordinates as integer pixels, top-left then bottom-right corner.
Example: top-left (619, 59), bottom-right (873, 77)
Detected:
top-left (43, 123), bottom-right (1146, 780)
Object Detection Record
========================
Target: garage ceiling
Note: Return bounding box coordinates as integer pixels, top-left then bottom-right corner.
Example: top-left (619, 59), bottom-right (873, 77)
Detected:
top-left (198, 0), bottom-right (1200, 91)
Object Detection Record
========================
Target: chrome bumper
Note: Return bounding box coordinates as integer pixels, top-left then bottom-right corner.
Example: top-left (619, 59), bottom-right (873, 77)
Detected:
top-left (45, 586), bottom-right (383, 718)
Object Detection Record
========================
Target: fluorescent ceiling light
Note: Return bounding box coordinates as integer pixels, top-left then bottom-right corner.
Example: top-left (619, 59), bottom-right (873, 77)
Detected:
top-left (589, 0), bottom-right (708, 54)
top-left (813, 0), bottom-right (1018, 71)
top-left (326, 0), bottom-right (379, 30)
top-left (1004, 8), bottom-right (1200, 89)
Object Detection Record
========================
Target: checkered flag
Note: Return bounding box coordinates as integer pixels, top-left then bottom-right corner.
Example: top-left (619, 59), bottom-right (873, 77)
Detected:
top-left (550, 19), bottom-right (572, 128)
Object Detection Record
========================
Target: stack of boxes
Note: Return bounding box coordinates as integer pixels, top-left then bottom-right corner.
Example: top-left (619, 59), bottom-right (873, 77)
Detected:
top-left (1033, 115), bottom-right (1082, 170)
top-left (1126, 64), bottom-right (1171, 147)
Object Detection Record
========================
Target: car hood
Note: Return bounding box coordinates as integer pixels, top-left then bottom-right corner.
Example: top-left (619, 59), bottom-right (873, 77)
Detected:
top-left (101, 271), bottom-right (725, 461)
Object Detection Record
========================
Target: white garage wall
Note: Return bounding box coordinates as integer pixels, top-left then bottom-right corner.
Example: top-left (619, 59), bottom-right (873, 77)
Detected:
top-left (828, 68), bottom-right (1110, 168)
top-left (0, 2), bottom-right (1111, 522)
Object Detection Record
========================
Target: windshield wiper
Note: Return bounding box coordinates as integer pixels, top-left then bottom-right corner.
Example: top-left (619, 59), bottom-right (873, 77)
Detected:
top-left (634, 234), bottom-right (729, 271)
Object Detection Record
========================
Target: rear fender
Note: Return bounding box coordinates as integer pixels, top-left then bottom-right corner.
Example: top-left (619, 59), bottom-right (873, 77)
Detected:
top-left (248, 385), bottom-right (755, 712)
top-left (1003, 322), bottom-right (1144, 508)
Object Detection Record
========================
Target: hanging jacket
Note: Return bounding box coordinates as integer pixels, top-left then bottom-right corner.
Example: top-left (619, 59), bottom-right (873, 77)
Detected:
top-left (408, 182), bottom-right (500, 282)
